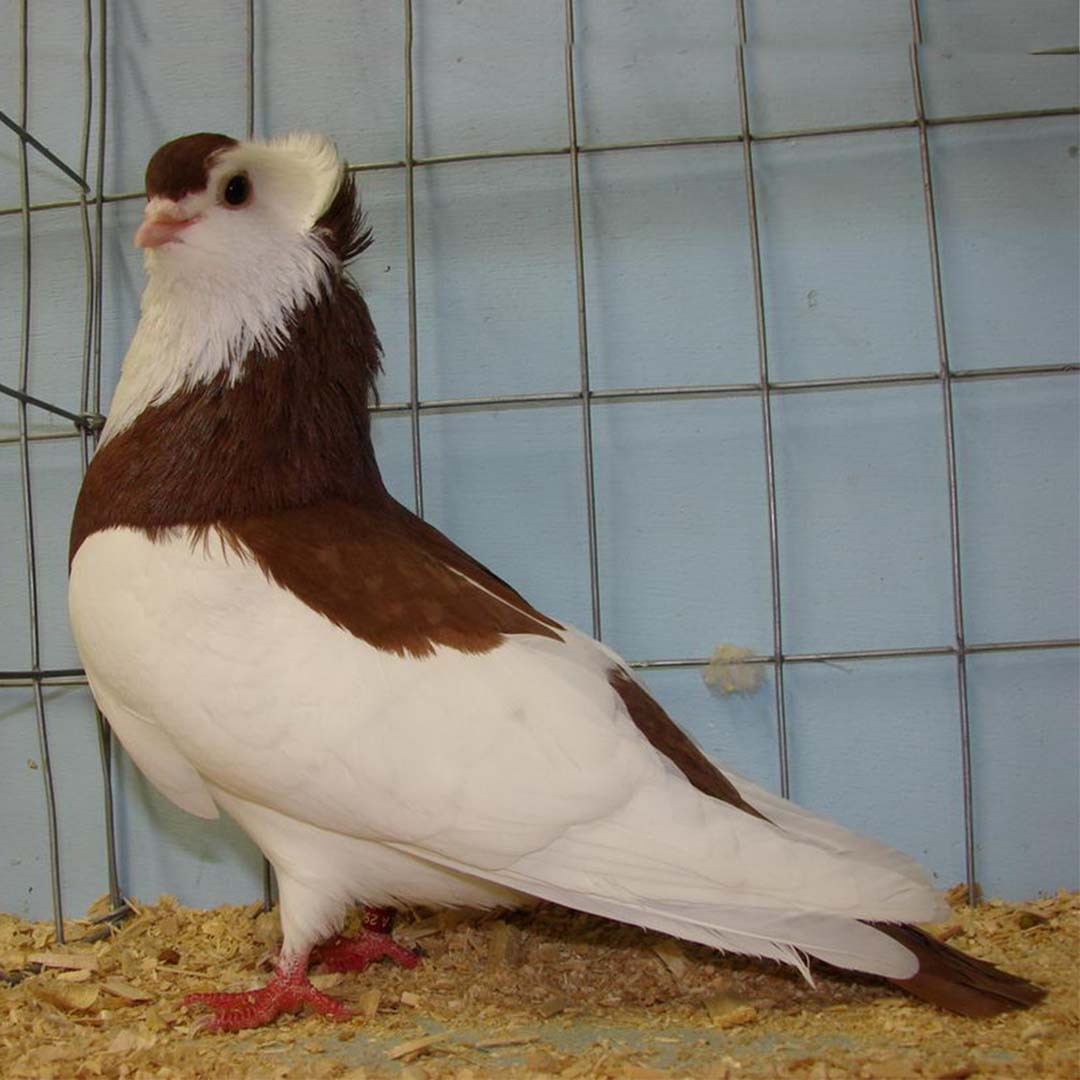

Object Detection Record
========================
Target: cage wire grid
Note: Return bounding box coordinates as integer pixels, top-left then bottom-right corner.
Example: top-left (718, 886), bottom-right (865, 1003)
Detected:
top-left (0, 0), bottom-right (1077, 946)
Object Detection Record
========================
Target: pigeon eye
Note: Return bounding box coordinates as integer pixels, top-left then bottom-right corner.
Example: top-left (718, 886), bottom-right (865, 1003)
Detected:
top-left (222, 173), bottom-right (251, 208)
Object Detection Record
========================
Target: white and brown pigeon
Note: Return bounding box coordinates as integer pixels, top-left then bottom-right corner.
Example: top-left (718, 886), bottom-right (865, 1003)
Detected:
top-left (68, 132), bottom-right (1044, 1031)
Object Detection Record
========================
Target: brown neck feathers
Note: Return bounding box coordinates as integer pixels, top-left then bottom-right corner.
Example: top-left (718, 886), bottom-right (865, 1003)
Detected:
top-left (69, 272), bottom-right (385, 564)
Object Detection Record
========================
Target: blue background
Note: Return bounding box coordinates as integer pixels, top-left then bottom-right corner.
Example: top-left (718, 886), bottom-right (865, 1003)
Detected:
top-left (1, 0), bottom-right (1077, 923)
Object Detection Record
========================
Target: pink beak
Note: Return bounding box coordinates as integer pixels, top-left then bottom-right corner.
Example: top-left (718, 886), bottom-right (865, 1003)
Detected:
top-left (134, 202), bottom-right (196, 249)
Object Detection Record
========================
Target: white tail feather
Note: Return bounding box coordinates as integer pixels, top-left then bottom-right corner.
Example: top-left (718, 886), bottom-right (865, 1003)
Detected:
top-left (391, 843), bottom-right (921, 982)
top-left (722, 768), bottom-right (940, 894)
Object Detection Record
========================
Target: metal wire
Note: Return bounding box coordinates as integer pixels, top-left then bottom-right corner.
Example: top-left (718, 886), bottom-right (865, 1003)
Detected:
top-left (403, 0), bottom-right (424, 518)
top-left (5, 634), bottom-right (1078, 689)
top-left (0, 111), bottom-right (89, 192)
top-left (16, 0), bottom-right (66, 944)
top-left (244, 0), bottom-right (255, 140)
top-left (3, 5), bottom-right (1076, 934)
top-left (91, 0), bottom-right (106, 422)
top-left (77, 0), bottom-right (96, 469)
top-left (237, 0), bottom-right (275, 915)
top-left (74, 0), bottom-right (123, 918)
top-left (908, 9), bottom-right (979, 905)
top-left (733, 0), bottom-right (791, 799)
top-left (562, 0), bottom-right (603, 640)
top-left (3, 105), bottom-right (1078, 223)
top-left (9, 358), bottom-right (1078, 444)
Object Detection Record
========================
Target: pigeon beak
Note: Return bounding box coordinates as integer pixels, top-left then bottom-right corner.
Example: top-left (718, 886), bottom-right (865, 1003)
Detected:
top-left (134, 199), bottom-right (197, 249)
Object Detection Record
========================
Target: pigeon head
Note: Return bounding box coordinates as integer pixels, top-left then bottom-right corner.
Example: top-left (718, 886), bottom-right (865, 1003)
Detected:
top-left (136, 130), bottom-right (363, 271)
top-left (101, 131), bottom-right (379, 446)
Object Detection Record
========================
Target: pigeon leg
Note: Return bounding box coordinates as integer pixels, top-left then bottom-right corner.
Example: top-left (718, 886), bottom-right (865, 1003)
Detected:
top-left (309, 905), bottom-right (421, 973)
top-left (183, 952), bottom-right (350, 1032)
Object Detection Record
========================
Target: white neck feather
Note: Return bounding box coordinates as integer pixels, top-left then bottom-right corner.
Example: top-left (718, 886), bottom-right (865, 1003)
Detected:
top-left (101, 231), bottom-right (331, 445)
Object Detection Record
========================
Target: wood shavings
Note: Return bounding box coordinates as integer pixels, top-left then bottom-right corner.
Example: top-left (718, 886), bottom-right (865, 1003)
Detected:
top-left (26, 950), bottom-right (99, 971)
top-left (106, 1028), bottom-right (159, 1053)
top-left (0, 889), bottom-right (1076, 1078)
top-left (522, 1046), bottom-right (563, 1071)
top-left (28, 976), bottom-right (101, 1012)
top-left (651, 939), bottom-right (688, 981)
top-left (701, 992), bottom-right (757, 1028)
top-left (56, 968), bottom-right (92, 984)
top-left (537, 993), bottom-right (571, 1018)
top-left (387, 1032), bottom-right (450, 1060)
top-left (486, 920), bottom-right (523, 968)
top-left (354, 987), bottom-right (382, 1018)
top-left (101, 978), bottom-right (156, 1002)
top-left (471, 1034), bottom-right (539, 1049)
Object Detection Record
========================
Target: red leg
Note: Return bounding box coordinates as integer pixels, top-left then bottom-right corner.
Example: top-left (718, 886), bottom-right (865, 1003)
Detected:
top-left (309, 906), bottom-right (421, 974)
top-left (183, 953), bottom-right (350, 1032)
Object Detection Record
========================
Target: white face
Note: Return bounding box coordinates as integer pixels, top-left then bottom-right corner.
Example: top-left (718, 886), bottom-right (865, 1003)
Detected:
top-left (101, 133), bottom-right (348, 444)
top-left (138, 131), bottom-right (345, 290)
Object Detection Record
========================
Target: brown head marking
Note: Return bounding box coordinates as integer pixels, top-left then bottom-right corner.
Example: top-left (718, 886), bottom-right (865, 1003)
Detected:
top-left (145, 132), bottom-right (238, 201)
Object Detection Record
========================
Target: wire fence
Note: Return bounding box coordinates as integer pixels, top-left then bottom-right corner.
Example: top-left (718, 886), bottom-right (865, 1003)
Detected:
top-left (1, 0), bottom-right (1077, 943)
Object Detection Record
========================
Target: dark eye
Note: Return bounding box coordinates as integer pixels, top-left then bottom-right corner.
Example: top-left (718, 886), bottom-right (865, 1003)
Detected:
top-left (223, 173), bottom-right (250, 207)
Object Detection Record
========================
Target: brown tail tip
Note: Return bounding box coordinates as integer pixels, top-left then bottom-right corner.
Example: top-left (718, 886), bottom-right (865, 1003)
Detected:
top-left (870, 922), bottom-right (1046, 1018)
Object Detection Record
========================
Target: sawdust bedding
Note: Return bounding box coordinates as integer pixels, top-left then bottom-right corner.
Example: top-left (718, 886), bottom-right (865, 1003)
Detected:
top-left (0, 888), bottom-right (1075, 1079)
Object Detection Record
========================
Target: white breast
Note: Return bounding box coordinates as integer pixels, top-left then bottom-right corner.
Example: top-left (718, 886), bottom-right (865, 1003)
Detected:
top-left (66, 525), bottom-right (652, 888)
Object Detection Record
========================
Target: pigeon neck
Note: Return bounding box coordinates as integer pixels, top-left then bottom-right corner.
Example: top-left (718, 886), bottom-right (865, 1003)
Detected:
top-left (70, 274), bottom-right (387, 563)
top-left (103, 231), bottom-right (333, 445)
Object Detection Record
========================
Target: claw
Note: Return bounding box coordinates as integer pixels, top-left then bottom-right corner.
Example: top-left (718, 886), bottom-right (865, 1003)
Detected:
top-left (310, 907), bottom-right (421, 973)
top-left (181, 909), bottom-right (421, 1031)
top-left (183, 955), bottom-right (350, 1032)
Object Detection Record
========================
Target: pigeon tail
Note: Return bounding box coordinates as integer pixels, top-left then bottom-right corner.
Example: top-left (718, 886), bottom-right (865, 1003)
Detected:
top-left (871, 922), bottom-right (1046, 1017)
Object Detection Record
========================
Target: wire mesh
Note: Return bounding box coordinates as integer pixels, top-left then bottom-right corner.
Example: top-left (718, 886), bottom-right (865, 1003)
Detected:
top-left (0, 1), bottom-right (1076, 937)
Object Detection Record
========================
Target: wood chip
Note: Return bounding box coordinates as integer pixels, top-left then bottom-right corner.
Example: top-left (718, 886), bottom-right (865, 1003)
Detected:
top-left (398, 908), bottom-right (475, 943)
top-left (400, 989), bottom-right (421, 1007)
top-left (523, 1047), bottom-right (563, 1072)
top-left (26, 950), bottom-right (99, 971)
top-left (105, 1029), bottom-right (158, 1053)
top-left (471, 1035), bottom-right (539, 1049)
top-left (386, 1033), bottom-right (450, 1061)
top-left (702, 992), bottom-right (758, 1028)
top-left (28, 978), bottom-right (101, 1012)
top-left (560, 1059), bottom-right (600, 1078)
top-left (537, 994), bottom-right (570, 1018)
top-left (353, 988), bottom-right (381, 1019)
top-left (486, 920), bottom-right (523, 968)
top-left (101, 979), bottom-right (155, 1003)
top-left (651, 939), bottom-right (688, 980)
top-left (56, 968), bottom-right (93, 983)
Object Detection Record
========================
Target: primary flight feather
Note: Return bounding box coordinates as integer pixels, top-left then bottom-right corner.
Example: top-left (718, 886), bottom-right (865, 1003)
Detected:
top-left (68, 132), bottom-right (1043, 1031)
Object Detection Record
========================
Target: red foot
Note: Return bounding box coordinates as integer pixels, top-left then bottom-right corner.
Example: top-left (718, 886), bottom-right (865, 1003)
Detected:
top-left (183, 956), bottom-right (350, 1032)
top-left (309, 907), bottom-right (421, 974)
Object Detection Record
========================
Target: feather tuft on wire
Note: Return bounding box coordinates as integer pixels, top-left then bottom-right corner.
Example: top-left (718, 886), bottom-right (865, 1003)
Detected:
top-left (702, 644), bottom-right (766, 695)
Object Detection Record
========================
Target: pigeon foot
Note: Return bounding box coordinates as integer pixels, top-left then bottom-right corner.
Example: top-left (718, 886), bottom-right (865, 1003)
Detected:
top-left (183, 956), bottom-right (351, 1032)
top-left (310, 906), bottom-right (421, 973)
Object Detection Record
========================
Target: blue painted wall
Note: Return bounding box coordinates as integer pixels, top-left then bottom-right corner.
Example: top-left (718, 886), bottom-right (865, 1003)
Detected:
top-left (1, 1), bottom-right (1077, 922)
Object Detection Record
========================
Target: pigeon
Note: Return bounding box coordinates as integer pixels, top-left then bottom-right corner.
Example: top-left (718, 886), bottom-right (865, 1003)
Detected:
top-left (68, 131), bottom-right (1044, 1032)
